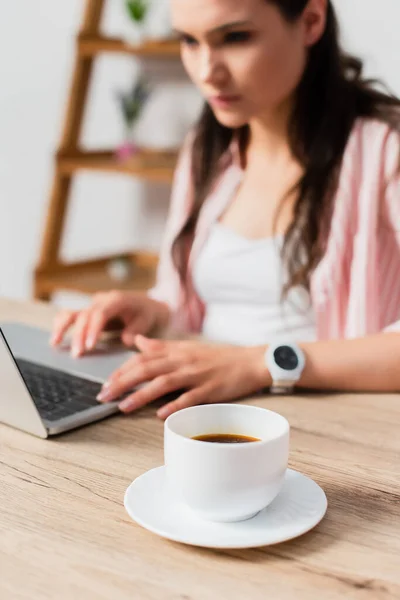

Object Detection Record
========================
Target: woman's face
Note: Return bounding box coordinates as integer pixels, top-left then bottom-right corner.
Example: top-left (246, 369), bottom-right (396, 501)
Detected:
top-left (171, 0), bottom-right (325, 128)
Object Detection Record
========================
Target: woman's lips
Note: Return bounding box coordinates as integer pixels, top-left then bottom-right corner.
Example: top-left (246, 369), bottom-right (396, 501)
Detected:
top-left (209, 94), bottom-right (242, 108)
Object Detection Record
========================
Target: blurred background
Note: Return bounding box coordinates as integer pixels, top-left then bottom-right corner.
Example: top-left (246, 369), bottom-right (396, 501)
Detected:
top-left (0, 0), bottom-right (399, 311)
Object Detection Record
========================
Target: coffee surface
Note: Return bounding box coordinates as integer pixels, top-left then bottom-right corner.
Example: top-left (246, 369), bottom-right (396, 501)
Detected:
top-left (192, 433), bottom-right (261, 444)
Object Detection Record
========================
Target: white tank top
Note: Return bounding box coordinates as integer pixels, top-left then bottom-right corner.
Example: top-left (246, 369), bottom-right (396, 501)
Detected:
top-left (192, 223), bottom-right (317, 346)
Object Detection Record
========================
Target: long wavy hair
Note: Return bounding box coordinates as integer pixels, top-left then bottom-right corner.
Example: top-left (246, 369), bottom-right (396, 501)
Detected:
top-left (172, 0), bottom-right (400, 294)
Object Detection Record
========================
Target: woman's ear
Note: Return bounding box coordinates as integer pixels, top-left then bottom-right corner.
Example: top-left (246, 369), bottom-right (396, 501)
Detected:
top-left (302, 0), bottom-right (328, 48)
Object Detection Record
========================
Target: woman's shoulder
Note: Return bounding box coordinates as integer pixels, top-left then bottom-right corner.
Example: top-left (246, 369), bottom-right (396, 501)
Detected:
top-left (338, 118), bottom-right (400, 224)
top-left (178, 128), bottom-right (196, 159)
top-left (346, 117), bottom-right (400, 174)
top-left (171, 129), bottom-right (196, 187)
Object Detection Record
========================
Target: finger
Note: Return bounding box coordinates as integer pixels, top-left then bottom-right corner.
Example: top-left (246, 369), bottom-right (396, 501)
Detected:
top-left (104, 351), bottom-right (167, 386)
top-left (121, 317), bottom-right (149, 347)
top-left (157, 384), bottom-right (214, 420)
top-left (97, 357), bottom-right (181, 403)
top-left (85, 306), bottom-right (119, 351)
top-left (117, 369), bottom-right (192, 413)
top-left (50, 311), bottom-right (77, 346)
top-left (135, 336), bottom-right (201, 358)
top-left (70, 310), bottom-right (92, 357)
top-left (134, 335), bottom-right (166, 353)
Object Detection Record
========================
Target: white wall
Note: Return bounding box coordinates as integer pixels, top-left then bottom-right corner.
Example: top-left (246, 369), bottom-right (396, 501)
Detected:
top-left (0, 0), bottom-right (200, 307)
top-left (334, 0), bottom-right (400, 94)
top-left (0, 0), bottom-right (399, 307)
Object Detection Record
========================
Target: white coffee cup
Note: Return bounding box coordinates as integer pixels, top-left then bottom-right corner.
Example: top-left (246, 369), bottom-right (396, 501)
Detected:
top-left (164, 404), bottom-right (290, 523)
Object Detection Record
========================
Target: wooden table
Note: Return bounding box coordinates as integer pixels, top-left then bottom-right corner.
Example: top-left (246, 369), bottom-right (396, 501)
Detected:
top-left (0, 297), bottom-right (399, 600)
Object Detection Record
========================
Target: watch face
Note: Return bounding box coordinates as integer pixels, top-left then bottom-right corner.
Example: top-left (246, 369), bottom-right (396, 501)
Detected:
top-left (273, 346), bottom-right (299, 371)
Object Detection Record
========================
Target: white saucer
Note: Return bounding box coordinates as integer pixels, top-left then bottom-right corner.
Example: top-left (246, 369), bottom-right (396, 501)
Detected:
top-left (124, 467), bottom-right (327, 549)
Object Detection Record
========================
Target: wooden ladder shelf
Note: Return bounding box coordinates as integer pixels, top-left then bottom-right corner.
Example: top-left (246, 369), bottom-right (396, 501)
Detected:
top-left (34, 0), bottom-right (180, 301)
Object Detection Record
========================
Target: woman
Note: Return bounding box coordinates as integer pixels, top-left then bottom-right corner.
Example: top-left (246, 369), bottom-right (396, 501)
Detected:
top-left (51, 0), bottom-right (400, 419)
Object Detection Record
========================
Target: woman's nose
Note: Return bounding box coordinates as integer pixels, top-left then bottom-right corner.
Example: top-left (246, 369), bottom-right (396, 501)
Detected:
top-left (199, 48), bottom-right (226, 86)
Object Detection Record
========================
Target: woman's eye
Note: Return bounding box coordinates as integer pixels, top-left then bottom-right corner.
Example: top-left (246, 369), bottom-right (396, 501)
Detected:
top-left (224, 31), bottom-right (252, 44)
top-left (179, 30), bottom-right (252, 48)
top-left (180, 34), bottom-right (198, 47)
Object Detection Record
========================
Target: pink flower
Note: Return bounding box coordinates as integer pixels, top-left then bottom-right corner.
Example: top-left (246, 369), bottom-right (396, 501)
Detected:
top-left (115, 142), bottom-right (139, 160)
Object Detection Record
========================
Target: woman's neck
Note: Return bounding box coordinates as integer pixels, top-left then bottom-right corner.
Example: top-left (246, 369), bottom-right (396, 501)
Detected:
top-left (246, 99), bottom-right (294, 165)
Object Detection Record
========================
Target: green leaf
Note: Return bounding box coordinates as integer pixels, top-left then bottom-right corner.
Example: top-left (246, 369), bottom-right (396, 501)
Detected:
top-left (116, 78), bottom-right (152, 127)
top-left (125, 0), bottom-right (148, 23)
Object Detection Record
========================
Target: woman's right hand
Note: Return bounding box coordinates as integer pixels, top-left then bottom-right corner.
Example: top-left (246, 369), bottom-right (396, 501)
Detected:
top-left (50, 291), bottom-right (170, 357)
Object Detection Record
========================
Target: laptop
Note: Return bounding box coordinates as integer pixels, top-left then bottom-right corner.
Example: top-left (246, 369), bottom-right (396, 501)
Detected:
top-left (0, 321), bottom-right (136, 438)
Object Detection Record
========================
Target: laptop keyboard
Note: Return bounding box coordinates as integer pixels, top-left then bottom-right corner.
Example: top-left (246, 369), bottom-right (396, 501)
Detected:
top-left (15, 358), bottom-right (108, 422)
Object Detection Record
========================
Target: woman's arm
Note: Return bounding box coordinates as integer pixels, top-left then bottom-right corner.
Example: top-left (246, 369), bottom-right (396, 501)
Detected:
top-left (252, 332), bottom-right (400, 392)
top-left (294, 332), bottom-right (400, 392)
top-left (96, 332), bottom-right (400, 418)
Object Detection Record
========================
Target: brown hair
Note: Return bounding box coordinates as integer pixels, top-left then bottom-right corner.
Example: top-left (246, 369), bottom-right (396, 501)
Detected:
top-left (173, 0), bottom-right (400, 293)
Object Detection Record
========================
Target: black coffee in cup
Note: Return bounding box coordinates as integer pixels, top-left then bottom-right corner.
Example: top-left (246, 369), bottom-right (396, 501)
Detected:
top-left (192, 433), bottom-right (260, 444)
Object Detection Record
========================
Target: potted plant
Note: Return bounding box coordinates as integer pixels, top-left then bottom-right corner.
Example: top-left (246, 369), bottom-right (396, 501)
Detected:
top-left (115, 75), bottom-right (152, 160)
top-left (124, 0), bottom-right (150, 46)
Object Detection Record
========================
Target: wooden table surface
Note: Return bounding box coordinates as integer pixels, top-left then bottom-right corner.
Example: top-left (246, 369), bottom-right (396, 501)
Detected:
top-left (0, 297), bottom-right (399, 600)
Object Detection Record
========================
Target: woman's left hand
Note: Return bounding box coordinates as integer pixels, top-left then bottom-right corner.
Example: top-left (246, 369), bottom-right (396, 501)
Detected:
top-left (97, 335), bottom-right (270, 419)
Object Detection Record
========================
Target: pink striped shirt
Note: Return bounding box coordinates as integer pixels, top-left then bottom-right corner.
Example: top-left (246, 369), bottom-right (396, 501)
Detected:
top-left (149, 119), bottom-right (400, 340)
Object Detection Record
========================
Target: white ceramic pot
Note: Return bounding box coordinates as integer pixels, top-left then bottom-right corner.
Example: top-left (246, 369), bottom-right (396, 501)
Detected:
top-left (123, 24), bottom-right (147, 47)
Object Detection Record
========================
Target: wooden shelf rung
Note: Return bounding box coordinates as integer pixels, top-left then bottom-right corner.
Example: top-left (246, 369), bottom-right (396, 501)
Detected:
top-left (78, 35), bottom-right (181, 58)
top-left (57, 149), bottom-right (177, 183)
top-left (35, 253), bottom-right (158, 296)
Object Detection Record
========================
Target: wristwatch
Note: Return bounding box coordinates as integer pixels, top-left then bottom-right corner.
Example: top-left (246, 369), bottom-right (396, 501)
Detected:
top-left (265, 343), bottom-right (305, 394)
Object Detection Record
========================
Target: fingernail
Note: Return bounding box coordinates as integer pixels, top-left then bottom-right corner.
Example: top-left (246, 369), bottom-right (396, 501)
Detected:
top-left (86, 336), bottom-right (95, 350)
top-left (119, 398), bottom-right (135, 413)
top-left (102, 379), bottom-right (111, 389)
top-left (157, 407), bottom-right (169, 420)
top-left (122, 334), bottom-right (135, 346)
top-left (72, 346), bottom-right (81, 358)
top-left (96, 389), bottom-right (111, 402)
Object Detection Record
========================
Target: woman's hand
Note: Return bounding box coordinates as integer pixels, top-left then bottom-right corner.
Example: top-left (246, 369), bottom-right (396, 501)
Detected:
top-left (96, 335), bottom-right (270, 419)
top-left (50, 291), bottom-right (170, 357)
